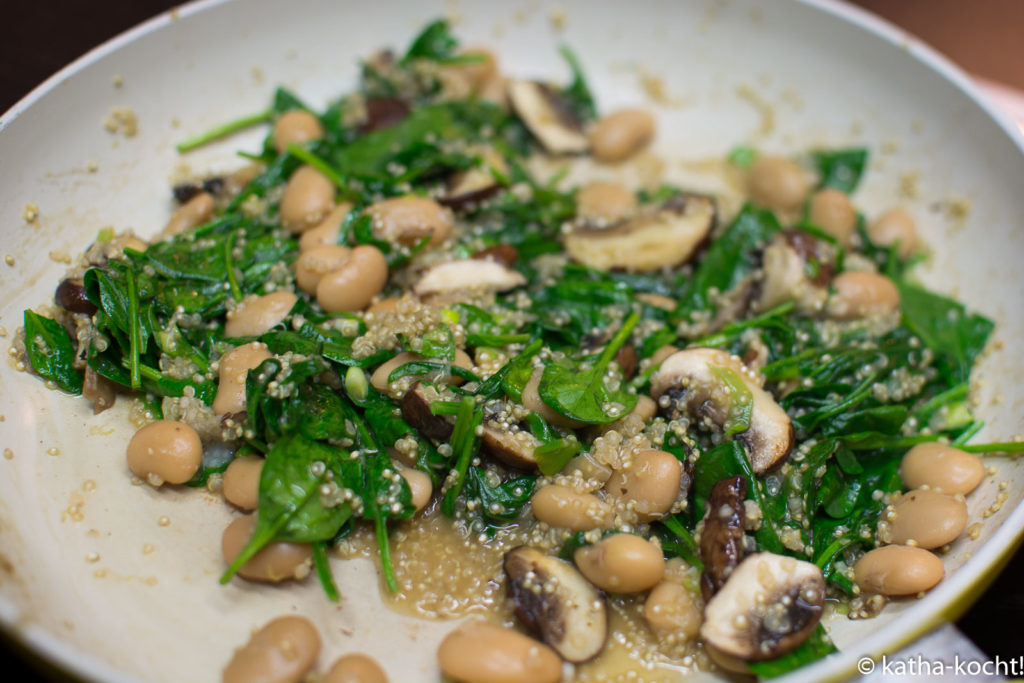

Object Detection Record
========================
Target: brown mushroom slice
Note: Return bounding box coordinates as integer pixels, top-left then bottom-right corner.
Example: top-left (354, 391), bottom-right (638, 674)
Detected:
top-left (754, 231), bottom-right (832, 313)
top-left (440, 146), bottom-right (507, 210)
top-left (503, 546), bottom-right (607, 663)
top-left (412, 259), bottom-right (526, 297)
top-left (401, 382), bottom-right (456, 441)
top-left (481, 419), bottom-right (542, 470)
top-left (507, 80), bottom-right (589, 155)
top-left (700, 552), bottom-right (826, 661)
top-left (699, 475), bottom-right (747, 601)
top-left (650, 348), bottom-right (793, 473)
top-left (564, 195), bottom-right (715, 273)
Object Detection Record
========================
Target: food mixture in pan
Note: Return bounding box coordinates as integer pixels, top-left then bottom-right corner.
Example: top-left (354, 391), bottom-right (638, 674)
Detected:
top-left (17, 19), bottom-right (1024, 682)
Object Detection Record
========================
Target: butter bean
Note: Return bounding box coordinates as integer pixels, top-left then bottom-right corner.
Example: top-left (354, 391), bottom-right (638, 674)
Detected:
top-left (280, 165), bottom-right (335, 233)
top-left (827, 271), bottom-right (900, 320)
top-left (223, 615), bottom-right (321, 683)
top-left (576, 181), bottom-right (636, 223)
top-left (532, 485), bottom-right (613, 531)
top-left (222, 514), bottom-right (313, 583)
top-left (868, 208), bottom-right (918, 259)
top-left (808, 188), bottom-right (856, 246)
top-left (295, 245), bottom-right (352, 295)
top-left (590, 109), bottom-right (655, 162)
top-left (222, 455), bottom-right (264, 511)
top-left (366, 195), bottom-right (453, 247)
top-left (126, 420), bottom-right (202, 487)
top-left (299, 203), bottom-right (353, 251)
top-left (163, 192), bottom-right (215, 237)
top-left (853, 545), bottom-right (944, 596)
top-left (369, 350), bottom-right (473, 396)
top-left (437, 621), bottom-right (562, 683)
top-left (398, 467), bottom-right (433, 514)
top-left (225, 291), bottom-right (297, 337)
top-left (574, 533), bottom-right (665, 593)
top-left (644, 581), bottom-right (701, 639)
top-left (323, 653), bottom-right (388, 683)
top-left (272, 110), bottom-right (324, 154)
top-left (900, 442), bottom-right (984, 495)
top-left (888, 489), bottom-right (967, 549)
top-left (604, 449), bottom-right (682, 522)
top-left (213, 342), bottom-right (272, 415)
top-left (315, 245), bottom-right (388, 313)
top-left (747, 156), bottom-right (810, 212)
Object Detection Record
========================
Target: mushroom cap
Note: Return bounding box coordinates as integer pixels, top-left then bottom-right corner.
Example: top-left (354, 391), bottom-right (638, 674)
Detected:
top-left (412, 259), bottom-right (527, 297)
top-left (503, 545), bottom-right (608, 663)
top-left (700, 552), bottom-right (826, 661)
top-left (564, 194), bottom-right (715, 273)
top-left (650, 348), bottom-right (793, 473)
top-left (507, 80), bottom-right (589, 155)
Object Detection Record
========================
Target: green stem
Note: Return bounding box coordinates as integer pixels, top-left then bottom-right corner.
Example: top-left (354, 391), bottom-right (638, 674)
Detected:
top-left (225, 232), bottom-right (244, 301)
top-left (596, 311), bottom-right (641, 372)
top-left (286, 143), bottom-right (347, 190)
top-left (375, 514), bottom-right (398, 594)
top-left (126, 269), bottom-right (141, 390)
top-left (176, 110), bottom-right (273, 153)
top-left (441, 396), bottom-right (482, 516)
top-left (660, 515), bottom-right (703, 571)
top-left (312, 542), bottom-right (340, 602)
top-left (958, 441), bottom-right (1024, 454)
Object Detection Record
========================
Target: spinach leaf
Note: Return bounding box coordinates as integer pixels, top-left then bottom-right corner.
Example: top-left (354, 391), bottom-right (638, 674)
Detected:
top-left (537, 311), bottom-right (640, 424)
top-left (221, 435), bottom-right (353, 583)
top-left (557, 45), bottom-right (596, 122)
top-left (534, 438), bottom-right (582, 476)
top-left (401, 19), bottom-right (460, 65)
top-left (746, 624), bottom-right (837, 678)
top-left (23, 311), bottom-right (83, 394)
top-left (462, 467), bottom-right (536, 526)
top-left (898, 282), bottom-right (994, 383)
top-left (676, 203), bottom-right (781, 318)
top-left (812, 147), bottom-right (868, 194)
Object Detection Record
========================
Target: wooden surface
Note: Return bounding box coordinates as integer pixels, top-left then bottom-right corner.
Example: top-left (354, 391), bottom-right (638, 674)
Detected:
top-left (1, 1), bottom-right (1021, 679)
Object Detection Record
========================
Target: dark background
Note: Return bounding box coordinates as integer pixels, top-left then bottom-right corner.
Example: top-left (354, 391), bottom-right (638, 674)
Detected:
top-left (2, 0), bottom-right (1022, 680)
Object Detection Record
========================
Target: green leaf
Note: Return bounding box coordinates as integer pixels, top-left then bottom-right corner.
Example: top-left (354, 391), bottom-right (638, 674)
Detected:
top-left (897, 282), bottom-right (994, 383)
top-left (220, 435), bottom-right (353, 583)
top-left (710, 365), bottom-right (753, 437)
top-left (441, 396), bottom-right (483, 517)
top-left (401, 19), bottom-right (460, 65)
top-left (534, 438), bottom-right (582, 476)
top-left (558, 44), bottom-right (597, 122)
top-left (746, 624), bottom-right (837, 678)
top-left (811, 147), bottom-right (868, 194)
top-left (462, 467), bottom-right (536, 526)
top-left (677, 203), bottom-right (782, 316)
top-left (23, 311), bottom-right (83, 394)
top-left (537, 312), bottom-right (640, 424)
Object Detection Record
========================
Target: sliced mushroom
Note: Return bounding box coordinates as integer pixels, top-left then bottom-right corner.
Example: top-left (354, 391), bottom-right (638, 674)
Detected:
top-left (700, 475), bottom-right (747, 601)
top-left (440, 146), bottom-right (507, 210)
top-left (564, 194), bottom-right (715, 272)
top-left (361, 97), bottom-right (410, 133)
top-left (507, 80), bottom-right (589, 155)
top-left (650, 348), bottom-right (793, 473)
top-left (503, 545), bottom-right (607, 663)
top-left (471, 244), bottom-right (519, 268)
top-left (82, 366), bottom-right (117, 414)
top-left (482, 419), bottom-right (542, 470)
top-left (700, 552), bottom-right (826, 661)
top-left (412, 259), bottom-right (526, 297)
top-left (754, 230), bottom-right (832, 313)
top-left (401, 382), bottom-right (456, 441)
